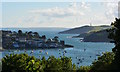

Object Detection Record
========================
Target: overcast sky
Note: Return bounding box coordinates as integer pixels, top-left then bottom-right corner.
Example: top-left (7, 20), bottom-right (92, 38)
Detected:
top-left (1, 0), bottom-right (119, 28)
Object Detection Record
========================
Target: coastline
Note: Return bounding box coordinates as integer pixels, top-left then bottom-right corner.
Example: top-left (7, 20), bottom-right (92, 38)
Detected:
top-left (1, 30), bottom-right (74, 50)
top-left (0, 44), bottom-right (74, 51)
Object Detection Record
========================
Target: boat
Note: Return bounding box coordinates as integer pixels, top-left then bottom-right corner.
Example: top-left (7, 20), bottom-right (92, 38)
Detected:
top-left (80, 38), bottom-right (84, 42)
top-left (95, 50), bottom-right (101, 56)
top-left (46, 52), bottom-right (48, 55)
top-left (39, 50), bottom-right (42, 53)
top-left (96, 52), bottom-right (101, 56)
top-left (96, 54), bottom-right (101, 56)
top-left (30, 50), bottom-right (34, 54)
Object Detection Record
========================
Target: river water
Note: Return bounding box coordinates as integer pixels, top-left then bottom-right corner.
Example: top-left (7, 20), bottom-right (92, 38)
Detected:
top-left (0, 28), bottom-right (115, 66)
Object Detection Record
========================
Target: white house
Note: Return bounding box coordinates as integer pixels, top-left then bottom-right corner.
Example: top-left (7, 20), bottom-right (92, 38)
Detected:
top-left (13, 42), bottom-right (19, 48)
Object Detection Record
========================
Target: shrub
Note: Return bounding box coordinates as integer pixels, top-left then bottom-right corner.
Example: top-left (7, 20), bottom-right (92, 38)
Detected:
top-left (2, 53), bottom-right (75, 72)
top-left (90, 52), bottom-right (115, 71)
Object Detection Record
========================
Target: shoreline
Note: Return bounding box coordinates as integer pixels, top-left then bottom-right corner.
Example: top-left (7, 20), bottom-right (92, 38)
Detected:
top-left (1, 44), bottom-right (74, 51)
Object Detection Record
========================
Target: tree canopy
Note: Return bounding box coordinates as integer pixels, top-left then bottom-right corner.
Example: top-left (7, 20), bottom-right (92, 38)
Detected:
top-left (2, 53), bottom-right (75, 72)
top-left (108, 18), bottom-right (120, 70)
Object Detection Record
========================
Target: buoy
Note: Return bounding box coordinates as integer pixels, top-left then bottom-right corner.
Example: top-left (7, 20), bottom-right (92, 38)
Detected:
top-left (84, 49), bottom-right (86, 52)
top-left (39, 50), bottom-right (42, 53)
top-left (90, 56), bottom-right (92, 58)
top-left (59, 49), bottom-right (61, 51)
top-left (77, 62), bottom-right (79, 65)
top-left (78, 58), bottom-right (82, 63)
top-left (46, 52), bottom-right (48, 55)
top-left (64, 50), bottom-right (67, 53)
top-left (30, 50), bottom-right (33, 54)
top-left (76, 57), bottom-right (78, 59)
top-left (82, 58), bottom-right (84, 60)
top-left (39, 55), bottom-right (41, 58)
top-left (80, 60), bottom-right (82, 63)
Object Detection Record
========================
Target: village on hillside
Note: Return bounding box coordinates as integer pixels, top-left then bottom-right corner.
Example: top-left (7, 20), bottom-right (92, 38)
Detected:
top-left (1, 30), bottom-right (73, 49)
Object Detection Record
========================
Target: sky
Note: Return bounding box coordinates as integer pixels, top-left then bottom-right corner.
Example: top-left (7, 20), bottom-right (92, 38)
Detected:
top-left (1, 0), bottom-right (119, 28)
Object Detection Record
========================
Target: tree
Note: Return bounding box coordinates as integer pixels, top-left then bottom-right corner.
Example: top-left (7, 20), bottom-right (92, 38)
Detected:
top-left (41, 35), bottom-right (46, 40)
top-left (2, 53), bottom-right (76, 72)
top-left (28, 31), bottom-right (33, 39)
top-left (47, 38), bottom-right (52, 43)
top-left (18, 30), bottom-right (22, 36)
top-left (61, 56), bottom-right (72, 71)
top-left (46, 56), bottom-right (62, 71)
top-left (108, 18), bottom-right (120, 70)
top-left (54, 36), bottom-right (58, 39)
top-left (90, 52), bottom-right (115, 70)
top-left (53, 36), bottom-right (59, 43)
top-left (78, 66), bottom-right (91, 72)
top-left (85, 18), bottom-right (120, 71)
top-left (33, 32), bottom-right (40, 38)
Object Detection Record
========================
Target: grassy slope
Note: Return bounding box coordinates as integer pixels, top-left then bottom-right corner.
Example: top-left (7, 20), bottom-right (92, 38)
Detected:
top-left (59, 25), bottom-right (110, 34)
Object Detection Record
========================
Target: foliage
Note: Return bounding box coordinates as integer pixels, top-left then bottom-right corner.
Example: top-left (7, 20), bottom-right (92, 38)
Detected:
top-left (0, 61), bottom-right (2, 72)
top-left (90, 52), bottom-right (115, 71)
top-left (18, 30), bottom-right (22, 35)
top-left (77, 66), bottom-right (91, 72)
top-left (2, 53), bottom-right (43, 72)
top-left (107, 18), bottom-right (120, 70)
top-left (2, 53), bottom-right (75, 72)
top-left (88, 18), bottom-right (120, 71)
top-left (2, 52), bottom-right (115, 72)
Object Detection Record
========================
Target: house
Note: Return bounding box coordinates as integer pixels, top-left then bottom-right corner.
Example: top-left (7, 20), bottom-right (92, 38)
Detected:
top-left (19, 37), bottom-right (27, 42)
top-left (15, 37), bottom-right (19, 41)
top-left (2, 36), bottom-right (12, 44)
top-left (6, 34), bottom-right (11, 37)
top-left (49, 42), bottom-right (58, 48)
top-left (60, 40), bottom-right (65, 46)
top-left (19, 42), bottom-right (26, 47)
top-left (13, 42), bottom-right (19, 48)
top-left (43, 44), bottom-right (49, 48)
top-left (32, 39), bottom-right (45, 47)
top-left (38, 43), bottom-right (44, 47)
top-left (2, 30), bottom-right (12, 34)
top-left (26, 40), bottom-right (33, 45)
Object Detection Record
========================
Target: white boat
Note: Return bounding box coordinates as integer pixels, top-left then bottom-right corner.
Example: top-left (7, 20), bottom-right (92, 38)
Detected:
top-left (96, 51), bottom-right (101, 56)
top-left (46, 52), bottom-right (48, 55)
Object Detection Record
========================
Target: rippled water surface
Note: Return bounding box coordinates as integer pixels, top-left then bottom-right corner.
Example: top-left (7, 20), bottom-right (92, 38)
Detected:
top-left (1, 29), bottom-right (115, 66)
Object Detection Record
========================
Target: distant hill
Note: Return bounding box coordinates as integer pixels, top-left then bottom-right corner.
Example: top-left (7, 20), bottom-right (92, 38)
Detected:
top-left (59, 25), bottom-right (114, 42)
top-left (72, 29), bottom-right (114, 42)
top-left (59, 25), bottom-right (110, 34)
top-left (2, 27), bottom-right (69, 32)
top-left (82, 29), bottom-right (113, 42)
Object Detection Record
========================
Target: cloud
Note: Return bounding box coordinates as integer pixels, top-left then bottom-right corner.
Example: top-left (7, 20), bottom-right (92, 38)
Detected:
top-left (105, 2), bottom-right (118, 18)
top-left (80, 2), bottom-right (90, 9)
top-left (29, 3), bottom-right (86, 18)
top-left (15, 2), bottom-right (118, 28)
top-left (102, 0), bottom-right (118, 20)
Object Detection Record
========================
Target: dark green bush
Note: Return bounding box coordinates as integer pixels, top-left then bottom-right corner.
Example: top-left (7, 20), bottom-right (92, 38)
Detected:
top-left (77, 66), bottom-right (91, 72)
top-left (1, 51), bottom-right (116, 72)
top-left (2, 53), bottom-right (75, 72)
top-left (91, 52), bottom-right (115, 71)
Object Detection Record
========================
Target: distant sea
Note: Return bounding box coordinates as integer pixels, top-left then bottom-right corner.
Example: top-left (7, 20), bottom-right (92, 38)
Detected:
top-left (0, 28), bottom-right (115, 66)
